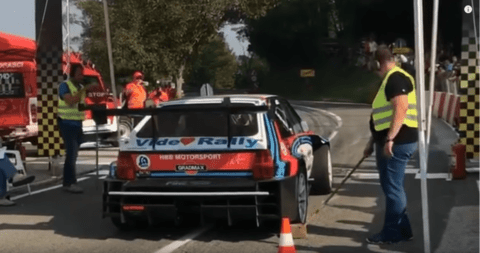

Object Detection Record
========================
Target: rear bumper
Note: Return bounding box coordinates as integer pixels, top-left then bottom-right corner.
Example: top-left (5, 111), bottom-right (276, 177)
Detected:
top-left (102, 176), bottom-right (299, 226)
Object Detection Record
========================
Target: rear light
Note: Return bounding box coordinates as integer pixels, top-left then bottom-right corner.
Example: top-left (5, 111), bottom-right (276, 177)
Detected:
top-left (116, 152), bottom-right (136, 180)
top-left (30, 104), bottom-right (37, 123)
top-left (252, 150), bottom-right (275, 180)
top-left (85, 110), bottom-right (92, 120)
top-left (122, 205), bottom-right (145, 211)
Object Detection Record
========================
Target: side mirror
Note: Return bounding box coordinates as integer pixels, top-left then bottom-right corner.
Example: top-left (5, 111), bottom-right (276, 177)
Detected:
top-left (301, 121), bottom-right (309, 131)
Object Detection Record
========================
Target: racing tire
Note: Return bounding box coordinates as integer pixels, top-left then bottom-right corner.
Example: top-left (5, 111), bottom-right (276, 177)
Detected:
top-left (310, 145), bottom-right (333, 195)
top-left (292, 169), bottom-right (308, 224)
top-left (112, 117), bottom-right (133, 147)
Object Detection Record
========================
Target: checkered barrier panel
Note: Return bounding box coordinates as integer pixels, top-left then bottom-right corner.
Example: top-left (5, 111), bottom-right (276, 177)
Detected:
top-left (36, 47), bottom-right (65, 157)
top-left (458, 26), bottom-right (479, 159)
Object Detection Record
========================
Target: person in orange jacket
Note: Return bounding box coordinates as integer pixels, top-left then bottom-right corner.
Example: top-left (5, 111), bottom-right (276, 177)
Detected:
top-left (148, 84), bottom-right (170, 106)
top-left (166, 83), bottom-right (177, 100)
top-left (123, 71), bottom-right (147, 109)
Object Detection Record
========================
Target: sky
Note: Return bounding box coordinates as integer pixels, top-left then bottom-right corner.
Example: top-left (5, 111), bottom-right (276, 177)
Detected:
top-left (0, 1), bottom-right (249, 56)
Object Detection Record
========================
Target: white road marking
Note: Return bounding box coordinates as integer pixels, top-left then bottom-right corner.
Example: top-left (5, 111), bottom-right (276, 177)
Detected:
top-left (86, 170), bottom-right (110, 176)
top-left (293, 104), bottom-right (343, 141)
top-left (466, 167), bottom-right (480, 173)
top-left (10, 176), bottom-right (90, 200)
top-left (154, 225), bottom-right (213, 253)
top-left (414, 173), bottom-right (450, 179)
top-left (349, 171), bottom-right (450, 181)
top-left (352, 173), bottom-right (379, 179)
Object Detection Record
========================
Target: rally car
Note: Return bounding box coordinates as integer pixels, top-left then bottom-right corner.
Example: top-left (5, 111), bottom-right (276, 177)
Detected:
top-left (101, 95), bottom-right (333, 229)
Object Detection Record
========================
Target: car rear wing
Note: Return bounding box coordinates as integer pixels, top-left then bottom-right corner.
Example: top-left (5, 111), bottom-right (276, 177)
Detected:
top-left (82, 97), bottom-right (269, 148)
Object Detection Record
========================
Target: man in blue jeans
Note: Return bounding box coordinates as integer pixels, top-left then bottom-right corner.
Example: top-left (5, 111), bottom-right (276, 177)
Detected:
top-left (364, 45), bottom-right (418, 244)
top-left (57, 64), bottom-right (98, 193)
top-left (0, 147), bottom-right (35, 206)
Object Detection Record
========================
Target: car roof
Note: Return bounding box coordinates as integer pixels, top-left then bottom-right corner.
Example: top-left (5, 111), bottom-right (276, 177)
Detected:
top-left (159, 94), bottom-right (278, 107)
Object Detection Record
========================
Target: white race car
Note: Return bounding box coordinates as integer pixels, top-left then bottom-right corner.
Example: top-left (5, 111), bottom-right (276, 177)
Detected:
top-left (99, 95), bottom-right (333, 229)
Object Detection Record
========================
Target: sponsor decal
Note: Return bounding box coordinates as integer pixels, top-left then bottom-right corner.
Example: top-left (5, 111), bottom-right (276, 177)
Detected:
top-left (136, 137), bottom-right (259, 148)
top-left (136, 154), bottom-right (150, 170)
top-left (180, 137), bottom-right (195, 145)
top-left (159, 154), bottom-right (221, 160)
top-left (176, 164), bottom-right (206, 176)
top-left (0, 62), bottom-right (24, 69)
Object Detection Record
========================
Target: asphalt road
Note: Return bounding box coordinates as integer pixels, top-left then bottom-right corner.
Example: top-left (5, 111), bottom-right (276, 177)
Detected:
top-left (1, 102), bottom-right (477, 253)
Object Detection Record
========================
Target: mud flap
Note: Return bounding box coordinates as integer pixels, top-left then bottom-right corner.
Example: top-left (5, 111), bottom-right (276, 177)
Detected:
top-left (278, 175), bottom-right (298, 221)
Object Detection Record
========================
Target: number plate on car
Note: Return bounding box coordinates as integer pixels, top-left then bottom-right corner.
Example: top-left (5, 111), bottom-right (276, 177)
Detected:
top-left (176, 165), bottom-right (206, 171)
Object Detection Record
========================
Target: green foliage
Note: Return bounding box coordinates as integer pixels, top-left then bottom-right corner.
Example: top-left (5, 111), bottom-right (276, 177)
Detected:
top-left (185, 35), bottom-right (238, 89)
top-left (76, 0), bottom-right (280, 90)
top-left (243, 0), bottom-right (333, 70)
top-left (260, 61), bottom-right (381, 103)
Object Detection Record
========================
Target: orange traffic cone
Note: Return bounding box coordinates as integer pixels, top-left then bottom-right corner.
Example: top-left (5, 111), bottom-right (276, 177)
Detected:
top-left (278, 217), bottom-right (296, 253)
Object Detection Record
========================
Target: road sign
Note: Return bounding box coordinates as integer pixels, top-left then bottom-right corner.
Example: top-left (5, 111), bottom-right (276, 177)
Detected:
top-left (300, 69), bottom-right (315, 77)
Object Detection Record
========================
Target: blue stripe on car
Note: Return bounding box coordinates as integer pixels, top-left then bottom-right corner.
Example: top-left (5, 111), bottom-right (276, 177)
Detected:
top-left (263, 115), bottom-right (286, 179)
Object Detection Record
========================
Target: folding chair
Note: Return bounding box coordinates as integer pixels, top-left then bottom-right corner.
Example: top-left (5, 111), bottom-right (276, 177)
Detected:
top-left (4, 149), bottom-right (32, 195)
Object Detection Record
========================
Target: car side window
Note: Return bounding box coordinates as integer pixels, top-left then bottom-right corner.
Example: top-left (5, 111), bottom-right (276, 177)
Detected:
top-left (279, 99), bottom-right (303, 134)
top-left (273, 99), bottom-right (293, 137)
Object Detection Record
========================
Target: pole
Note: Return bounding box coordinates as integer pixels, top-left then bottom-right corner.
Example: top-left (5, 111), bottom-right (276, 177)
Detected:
top-left (102, 0), bottom-right (120, 142)
top-left (413, 1), bottom-right (431, 253)
top-left (426, 0), bottom-right (439, 152)
top-left (95, 121), bottom-right (99, 190)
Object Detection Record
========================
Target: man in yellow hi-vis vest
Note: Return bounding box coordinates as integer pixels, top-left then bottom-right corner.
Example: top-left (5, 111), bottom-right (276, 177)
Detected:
top-left (57, 64), bottom-right (98, 193)
top-left (363, 45), bottom-right (418, 244)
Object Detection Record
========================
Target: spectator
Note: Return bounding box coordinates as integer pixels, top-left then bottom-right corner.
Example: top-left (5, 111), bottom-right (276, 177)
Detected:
top-left (123, 71), bottom-right (147, 109)
top-left (0, 147), bottom-right (35, 206)
top-left (147, 84), bottom-right (170, 106)
top-left (364, 45), bottom-right (418, 244)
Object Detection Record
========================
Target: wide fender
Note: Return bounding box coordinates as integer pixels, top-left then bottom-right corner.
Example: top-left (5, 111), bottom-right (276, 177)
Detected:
top-left (291, 134), bottom-right (329, 178)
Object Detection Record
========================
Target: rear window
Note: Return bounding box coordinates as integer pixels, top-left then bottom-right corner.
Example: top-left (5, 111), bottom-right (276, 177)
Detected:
top-left (0, 72), bottom-right (24, 98)
top-left (137, 111), bottom-right (259, 138)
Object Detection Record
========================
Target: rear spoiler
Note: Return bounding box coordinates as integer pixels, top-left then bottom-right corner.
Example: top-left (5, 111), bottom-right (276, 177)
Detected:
top-left (82, 97), bottom-right (269, 148)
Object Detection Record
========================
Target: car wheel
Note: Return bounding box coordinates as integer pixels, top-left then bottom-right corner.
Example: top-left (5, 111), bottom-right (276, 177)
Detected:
top-left (310, 145), bottom-right (333, 195)
top-left (112, 117), bottom-right (133, 147)
top-left (292, 169), bottom-right (308, 224)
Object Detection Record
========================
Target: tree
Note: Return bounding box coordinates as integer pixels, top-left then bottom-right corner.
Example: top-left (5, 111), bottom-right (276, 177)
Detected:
top-left (185, 34), bottom-right (238, 89)
top-left (235, 54), bottom-right (269, 89)
top-left (239, 0), bottom-right (333, 70)
top-left (76, 0), bottom-right (279, 96)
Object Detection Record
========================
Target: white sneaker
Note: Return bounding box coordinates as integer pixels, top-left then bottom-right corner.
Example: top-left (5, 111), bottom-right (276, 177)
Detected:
top-left (63, 184), bottom-right (84, 194)
top-left (0, 198), bottom-right (15, 206)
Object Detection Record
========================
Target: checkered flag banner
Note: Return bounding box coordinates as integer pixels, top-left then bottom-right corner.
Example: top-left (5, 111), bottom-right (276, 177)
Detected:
top-left (459, 0), bottom-right (479, 159)
top-left (36, 46), bottom-right (65, 157)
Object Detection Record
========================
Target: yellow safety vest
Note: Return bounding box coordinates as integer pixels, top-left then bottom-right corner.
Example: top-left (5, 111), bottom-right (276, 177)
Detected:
top-left (372, 66), bottom-right (418, 131)
top-left (57, 80), bottom-right (85, 121)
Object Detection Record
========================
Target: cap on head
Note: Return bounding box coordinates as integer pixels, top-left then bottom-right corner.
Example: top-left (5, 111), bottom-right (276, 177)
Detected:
top-left (133, 71), bottom-right (144, 80)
